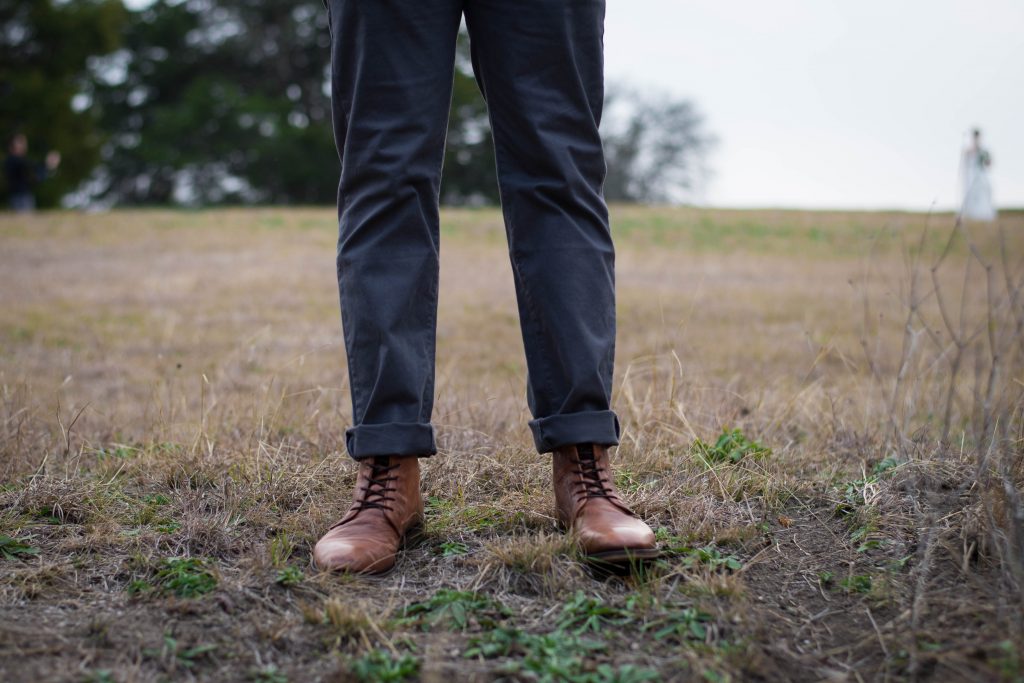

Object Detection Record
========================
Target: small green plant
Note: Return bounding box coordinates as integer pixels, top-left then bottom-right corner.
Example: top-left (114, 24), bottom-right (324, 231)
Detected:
top-left (836, 456), bottom-right (902, 511)
top-left (654, 527), bottom-right (695, 555)
top-left (82, 669), bottom-right (116, 683)
top-left (839, 574), bottom-right (872, 594)
top-left (131, 492), bottom-right (177, 531)
top-left (645, 606), bottom-right (713, 641)
top-left (275, 566), bottom-right (303, 587)
top-left (154, 520), bottom-right (181, 534)
top-left (832, 457), bottom-right (903, 553)
top-left (463, 627), bottom-right (620, 683)
top-left (591, 664), bottom-right (660, 683)
top-left (992, 639), bottom-right (1021, 681)
top-left (681, 546), bottom-right (743, 571)
top-left (656, 536), bottom-right (743, 572)
top-left (350, 649), bottom-right (419, 682)
top-left (152, 557), bottom-right (217, 598)
top-left (557, 591), bottom-right (635, 634)
top-left (93, 443), bottom-right (138, 460)
top-left (251, 665), bottom-right (288, 683)
top-left (691, 428), bottom-right (771, 465)
top-left (396, 589), bottom-right (510, 631)
top-left (0, 535), bottom-right (40, 560)
top-left (143, 634), bottom-right (218, 669)
top-left (176, 642), bottom-right (218, 668)
top-left (438, 541), bottom-right (469, 557)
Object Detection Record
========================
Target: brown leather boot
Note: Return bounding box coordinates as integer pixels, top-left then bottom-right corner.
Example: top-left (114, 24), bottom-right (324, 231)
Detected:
top-left (312, 455), bottom-right (424, 575)
top-left (553, 443), bottom-right (659, 565)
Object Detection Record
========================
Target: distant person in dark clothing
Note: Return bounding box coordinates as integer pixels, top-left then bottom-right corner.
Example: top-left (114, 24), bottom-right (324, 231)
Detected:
top-left (4, 133), bottom-right (61, 212)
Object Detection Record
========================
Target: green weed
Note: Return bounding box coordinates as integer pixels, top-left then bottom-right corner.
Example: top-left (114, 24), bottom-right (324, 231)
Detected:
top-left (349, 649), bottom-right (419, 682)
top-left (839, 574), bottom-right (872, 594)
top-left (645, 606), bottom-right (714, 642)
top-left (682, 546), bottom-right (743, 572)
top-left (251, 665), bottom-right (288, 682)
top-left (557, 591), bottom-right (635, 634)
top-left (0, 535), bottom-right (40, 560)
top-left (438, 541), bottom-right (469, 557)
top-left (464, 626), bottom-right (657, 683)
top-left (144, 634), bottom-right (218, 670)
top-left (92, 443), bottom-right (139, 461)
top-left (992, 640), bottom-right (1022, 682)
top-left (149, 557), bottom-right (217, 598)
top-left (691, 429), bottom-right (771, 465)
top-left (834, 456), bottom-right (901, 550)
top-left (275, 566), bottom-right (303, 587)
top-left (396, 589), bottom-right (510, 631)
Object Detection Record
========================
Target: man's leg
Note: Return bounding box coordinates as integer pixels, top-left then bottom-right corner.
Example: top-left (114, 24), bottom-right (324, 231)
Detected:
top-left (328, 0), bottom-right (462, 460)
top-left (315, 0), bottom-right (461, 574)
top-left (464, 0), bottom-right (658, 565)
top-left (464, 0), bottom-right (615, 452)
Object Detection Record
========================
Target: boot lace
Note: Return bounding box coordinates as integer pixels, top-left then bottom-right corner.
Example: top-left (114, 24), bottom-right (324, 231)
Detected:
top-left (351, 456), bottom-right (398, 514)
top-left (574, 444), bottom-right (614, 499)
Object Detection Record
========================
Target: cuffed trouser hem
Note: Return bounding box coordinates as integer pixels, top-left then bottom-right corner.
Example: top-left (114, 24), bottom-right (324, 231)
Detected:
top-left (344, 422), bottom-right (438, 460)
top-left (528, 410), bottom-right (620, 454)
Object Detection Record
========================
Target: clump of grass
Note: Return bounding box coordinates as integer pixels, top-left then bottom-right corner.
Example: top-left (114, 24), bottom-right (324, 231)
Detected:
top-left (482, 532), bottom-right (574, 573)
top-left (130, 557), bottom-right (217, 598)
top-left (833, 456), bottom-right (902, 552)
top-left (316, 597), bottom-right (382, 645)
top-left (268, 531), bottom-right (295, 568)
top-left (691, 428), bottom-right (771, 465)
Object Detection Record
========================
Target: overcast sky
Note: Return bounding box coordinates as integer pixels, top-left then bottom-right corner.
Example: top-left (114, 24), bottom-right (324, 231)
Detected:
top-left (604, 1), bottom-right (1024, 209)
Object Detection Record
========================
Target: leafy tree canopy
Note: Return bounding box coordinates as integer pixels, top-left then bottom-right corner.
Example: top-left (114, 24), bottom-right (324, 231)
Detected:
top-left (0, 0), bottom-right (126, 206)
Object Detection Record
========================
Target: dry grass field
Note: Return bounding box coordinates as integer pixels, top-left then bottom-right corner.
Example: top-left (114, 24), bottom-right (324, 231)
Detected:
top-left (1, 206), bottom-right (1022, 682)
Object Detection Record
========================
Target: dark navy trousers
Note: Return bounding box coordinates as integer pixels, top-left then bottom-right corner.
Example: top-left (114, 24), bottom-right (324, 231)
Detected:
top-left (325, 0), bottom-right (619, 459)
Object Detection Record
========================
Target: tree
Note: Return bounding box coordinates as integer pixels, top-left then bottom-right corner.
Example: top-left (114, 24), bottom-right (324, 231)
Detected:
top-left (601, 87), bottom-right (715, 204)
top-left (89, 0), bottom-right (337, 205)
top-left (0, 0), bottom-right (125, 207)
top-left (88, 2), bottom-right (497, 207)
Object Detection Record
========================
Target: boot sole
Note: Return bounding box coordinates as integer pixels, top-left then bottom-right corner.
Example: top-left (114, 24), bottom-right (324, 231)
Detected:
top-left (584, 546), bottom-right (663, 567)
top-left (310, 518), bottom-right (426, 577)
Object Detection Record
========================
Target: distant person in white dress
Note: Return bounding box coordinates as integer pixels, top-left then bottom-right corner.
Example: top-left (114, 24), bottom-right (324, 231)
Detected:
top-left (960, 128), bottom-right (996, 221)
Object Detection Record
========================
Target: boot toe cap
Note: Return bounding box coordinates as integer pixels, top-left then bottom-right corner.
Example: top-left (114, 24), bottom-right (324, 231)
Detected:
top-left (313, 538), bottom-right (395, 574)
top-left (578, 517), bottom-right (656, 554)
